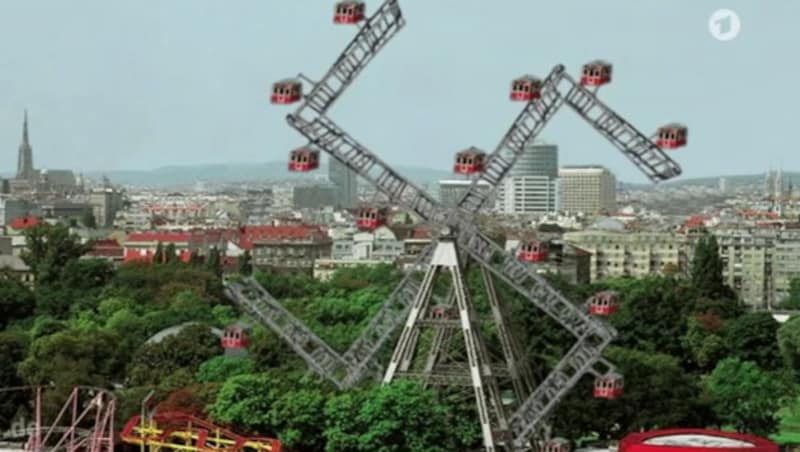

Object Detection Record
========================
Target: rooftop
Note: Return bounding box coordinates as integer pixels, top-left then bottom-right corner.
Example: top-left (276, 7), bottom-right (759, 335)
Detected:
top-left (8, 216), bottom-right (41, 230)
top-left (643, 434), bottom-right (754, 448)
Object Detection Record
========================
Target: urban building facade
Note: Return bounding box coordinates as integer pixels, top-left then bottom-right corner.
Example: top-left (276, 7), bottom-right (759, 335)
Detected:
top-left (563, 230), bottom-right (689, 281)
top-left (89, 188), bottom-right (125, 228)
top-left (247, 225), bottom-right (332, 273)
top-left (293, 184), bottom-right (336, 209)
top-left (438, 179), bottom-right (493, 208)
top-left (558, 165), bottom-right (616, 214)
top-left (495, 143), bottom-right (559, 214)
top-left (0, 197), bottom-right (34, 226)
top-left (713, 229), bottom-right (800, 309)
top-left (328, 158), bottom-right (358, 208)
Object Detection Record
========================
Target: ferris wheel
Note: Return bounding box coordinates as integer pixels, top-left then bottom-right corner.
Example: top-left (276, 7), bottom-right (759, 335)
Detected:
top-left (226, 2), bottom-right (687, 450)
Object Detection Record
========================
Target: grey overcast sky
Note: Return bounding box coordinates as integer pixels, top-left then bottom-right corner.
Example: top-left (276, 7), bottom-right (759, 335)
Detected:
top-left (0, 1), bottom-right (797, 183)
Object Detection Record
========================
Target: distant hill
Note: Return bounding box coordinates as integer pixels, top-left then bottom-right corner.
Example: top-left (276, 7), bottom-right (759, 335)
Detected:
top-left (65, 162), bottom-right (799, 190)
top-left (625, 172), bottom-right (800, 190)
top-left (84, 161), bottom-right (454, 188)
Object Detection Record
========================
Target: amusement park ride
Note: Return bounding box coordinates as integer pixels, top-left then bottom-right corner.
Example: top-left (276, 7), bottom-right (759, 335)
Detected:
top-left (224, 1), bottom-right (687, 451)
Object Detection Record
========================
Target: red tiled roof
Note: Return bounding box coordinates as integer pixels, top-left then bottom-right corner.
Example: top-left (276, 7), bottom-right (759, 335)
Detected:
top-left (125, 232), bottom-right (193, 244)
top-left (239, 225), bottom-right (327, 250)
top-left (9, 216), bottom-right (41, 230)
top-left (411, 228), bottom-right (431, 239)
top-left (740, 210), bottom-right (779, 219)
top-left (685, 215), bottom-right (709, 226)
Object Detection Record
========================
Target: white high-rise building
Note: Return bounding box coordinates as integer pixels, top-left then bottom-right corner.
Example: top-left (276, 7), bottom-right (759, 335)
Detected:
top-left (496, 142), bottom-right (559, 214)
top-left (558, 165), bottom-right (616, 214)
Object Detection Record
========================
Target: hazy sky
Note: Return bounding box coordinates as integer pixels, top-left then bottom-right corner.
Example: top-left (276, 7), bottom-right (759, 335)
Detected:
top-left (1, 1), bottom-right (797, 183)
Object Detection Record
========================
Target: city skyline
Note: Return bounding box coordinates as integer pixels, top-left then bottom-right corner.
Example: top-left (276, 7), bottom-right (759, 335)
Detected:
top-left (1, 1), bottom-right (798, 182)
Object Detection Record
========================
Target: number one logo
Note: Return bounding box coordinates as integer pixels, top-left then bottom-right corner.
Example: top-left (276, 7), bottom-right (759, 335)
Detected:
top-left (709, 9), bottom-right (741, 41)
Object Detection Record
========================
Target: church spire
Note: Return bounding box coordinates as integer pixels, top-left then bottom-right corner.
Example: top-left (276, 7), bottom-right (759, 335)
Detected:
top-left (22, 110), bottom-right (29, 145)
top-left (16, 110), bottom-right (34, 180)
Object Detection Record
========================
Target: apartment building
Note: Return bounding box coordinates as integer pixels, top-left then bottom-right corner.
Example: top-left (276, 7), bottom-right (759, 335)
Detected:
top-left (563, 230), bottom-right (689, 281)
top-left (565, 227), bottom-right (800, 309)
top-left (713, 229), bottom-right (800, 309)
top-left (558, 166), bottom-right (616, 214)
top-left (246, 225), bottom-right (332, 274)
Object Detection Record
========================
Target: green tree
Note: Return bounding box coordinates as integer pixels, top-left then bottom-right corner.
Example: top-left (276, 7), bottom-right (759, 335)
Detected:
top-left (782, 278), bottom-right (800, 309)
top-left (154, 242), bottom-right (164, 265)
top-left (18, 328), bottom-right (125, 389)
top-left (34, 259), bottom-right (115, 317)
top-left (164, 243), bottom-right (177, 264)
top-left (690, 234), bottom-right (732, 299)
top-left (196, 356), bottom-right (256, 383)
top-left (21, 223), bottom-right (92, 284)
top-left (155, 384), bottom-right (220, 418)
top-left (778, 316), bottom-right (800, 373)
top-left (128, 323), bottom-right (222, 386)
top-left (210, 370), bottom-right (329, 450)
top-left (107, 263), bottom-right (223, 306)
top-left (705, 357), bottom-right (788, 436)
top-left (724, 312), bottom-right (781, 370)
top-left (238, 250), bottom-right (253, 275)
top-left (682, 316), bottom-right (727, 371)
top-left (606, 277), bottom-right (695, 356)
top-left (554, 347), bottom-right (709, 440)
top-left (0, 332), bottom-right (28, 430)
top-left (189, 250), bottom-right (202, 266)
top-left (323, 380), bottom-right (480, 451)
top-left (0, 274), bottom-right (35, 328)
top-left (206, 248), bottom-right (222, 276)
top-left (81, 210), bottom-right (97, 229)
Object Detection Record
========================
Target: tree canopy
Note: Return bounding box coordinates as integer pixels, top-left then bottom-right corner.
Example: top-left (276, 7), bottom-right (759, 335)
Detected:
top-left (704, 357), bottom-right (789, 436)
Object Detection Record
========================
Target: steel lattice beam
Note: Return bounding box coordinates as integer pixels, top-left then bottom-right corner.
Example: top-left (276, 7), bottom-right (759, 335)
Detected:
top-left (293, 0), bottom-right (405, 119)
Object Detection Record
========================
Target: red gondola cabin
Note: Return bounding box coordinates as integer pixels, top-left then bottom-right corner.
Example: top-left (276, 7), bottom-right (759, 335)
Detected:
top-left (544, 438), bottom-right (571, 452)
top-left (655, 123), bottom-right (688, 149)
top-left (288, 148), bottom-right (320, 172)
top-left (356, 207), bottom-right (388, 230)
top-left (454, 148), bottom-right (486, 174)
top-left (271, 79), bottom-right (302, 104)
top-left (431, 306), bottom-right (457, 319)
top-left (518, 240), bottom-right (549, 262)
top-left (588, 291), bottom-right (620, 316)
top-left (221, 325), bottom-right (249, 349)
top-left (334, 1), bottom-right (366, 24)
top-left (510, 75), bottom-right (542, 101)
top-left (580, 60), bottom-right (612, 86)
top-left (594, 374), bottom-right (624, 399)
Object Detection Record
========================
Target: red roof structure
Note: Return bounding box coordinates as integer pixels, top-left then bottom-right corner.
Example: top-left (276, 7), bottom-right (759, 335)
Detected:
top-left (123, 232), bottom-right (194, 264)
top-left (621, 429), bottom-right (777, 452)
top-left (86, 239), bottom-right (124, 260)
top-left (238, 225), bottom-right (327, 250)
top-left (9, 216), bottom-right (41, 230)
top-left (125, 232), bottom-right (194, 243)
top-left (410, 228), bottom-right (432, 239)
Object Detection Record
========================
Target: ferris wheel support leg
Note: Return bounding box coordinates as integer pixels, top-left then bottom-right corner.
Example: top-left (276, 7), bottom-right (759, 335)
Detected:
top-left (481, 264), bottom-right (536, 402)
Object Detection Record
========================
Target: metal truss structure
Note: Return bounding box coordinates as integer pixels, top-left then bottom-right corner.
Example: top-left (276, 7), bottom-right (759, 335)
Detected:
top-left (0, 386), bottom-right (116, 452)
top-left (224, 1), bottom-right (684, 450)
